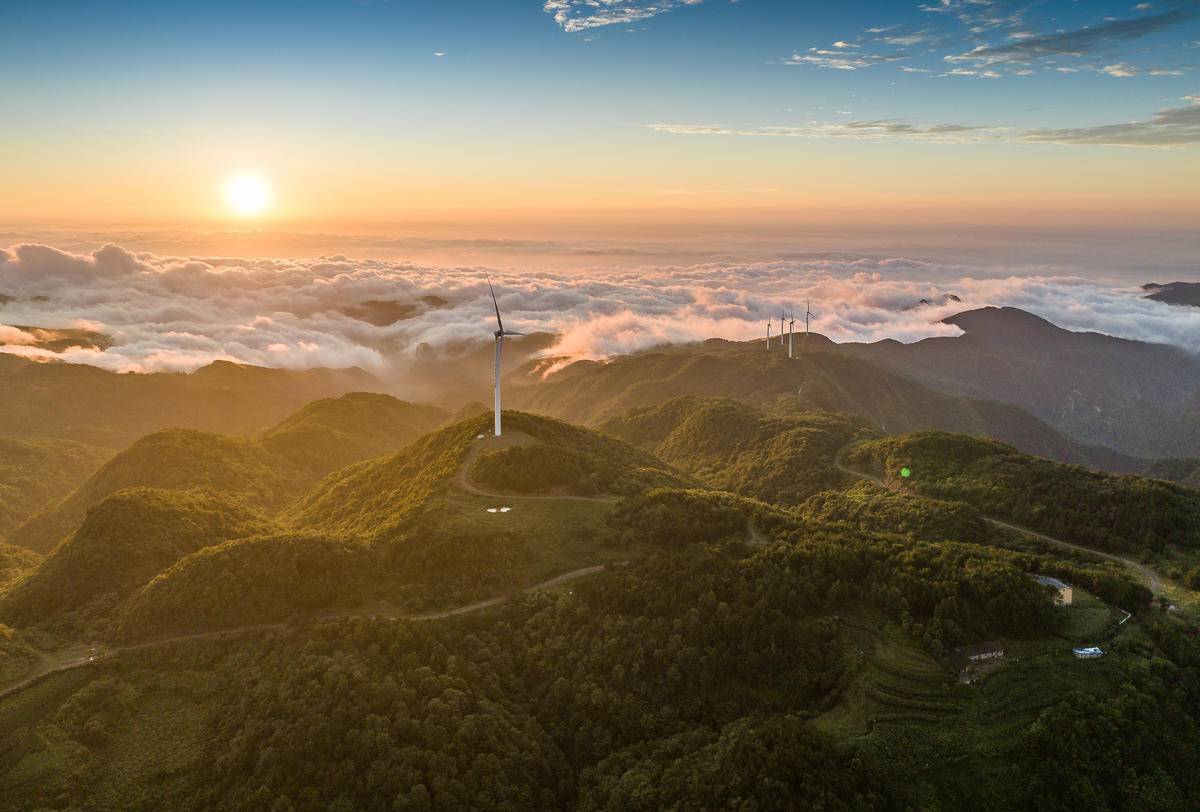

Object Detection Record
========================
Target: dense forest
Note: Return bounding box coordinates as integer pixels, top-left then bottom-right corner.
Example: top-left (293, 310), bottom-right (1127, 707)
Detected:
top-left (1, 541), bottom-right (1192, 810)
top-left (601, 397), bottom-right (865, 504)
top-left (0, 437), bottom-right (110, 541)
top-left (0, 384), bottom-right (1197, 810)
top-left (847, 432), bottom-right (1200, 554)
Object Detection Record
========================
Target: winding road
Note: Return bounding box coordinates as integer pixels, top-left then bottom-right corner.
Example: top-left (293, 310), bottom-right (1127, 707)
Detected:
top-left (456, 434), bottom-right (620, 504)
top-left (0, 563), bottom-right (612, 702)
top-left (2, 434), bottom-right (626, 704)
top-left (832, 445), bottom-right (1167, 596)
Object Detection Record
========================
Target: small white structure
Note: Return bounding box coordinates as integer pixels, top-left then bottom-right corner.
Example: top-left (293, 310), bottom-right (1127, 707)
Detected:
top-left (1073, 646), bottom-right (1105, 659)
top-left (1032, 575), bottom-right (1073, 606)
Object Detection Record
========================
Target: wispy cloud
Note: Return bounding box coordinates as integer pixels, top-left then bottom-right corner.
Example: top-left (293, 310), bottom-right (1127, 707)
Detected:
top-left (784, 50), bottom-right (910, 71)
top-left (543, 0), bottom-right (703, 33)
top-left (646, 96), bottom-right (1200, 147)
top-left (646, 120), bottom-right (995, 143)
top-left (1100, 62), bottom-right (1183, 77)
top-left (948, 7), bottom-right (1194, 65)
top-left (1019, 95), bottom-right (1200, 146)
top-left (788, 1), bottom-right (1194, 78)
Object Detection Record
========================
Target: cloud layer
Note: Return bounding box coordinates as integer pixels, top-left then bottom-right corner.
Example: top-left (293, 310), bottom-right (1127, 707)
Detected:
top-left (2, 243), bottom-right (1199, 392)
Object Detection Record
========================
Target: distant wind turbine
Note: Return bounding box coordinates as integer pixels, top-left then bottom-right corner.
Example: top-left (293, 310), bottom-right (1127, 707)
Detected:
top-left (766, 315), bottom-right (772, 348)
top-left (486, 274), bottom-right (523, 437)
top-left (779, 313), bottom-right (786, 347)
top-left (805, 299), bottom-right (816, 345)
top-left (788, 311), bottom-right (796, 358)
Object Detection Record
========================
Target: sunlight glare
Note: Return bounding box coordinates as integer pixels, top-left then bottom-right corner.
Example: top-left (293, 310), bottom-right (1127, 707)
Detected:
top-left (224, 174), bottom-right (271, 217)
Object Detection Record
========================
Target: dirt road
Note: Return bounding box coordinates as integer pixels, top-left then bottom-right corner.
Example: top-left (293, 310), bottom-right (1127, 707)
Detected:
top-left (832, 445), bottom-right (1167, 595)
top-left (0, 563), bottom-right (613, 702)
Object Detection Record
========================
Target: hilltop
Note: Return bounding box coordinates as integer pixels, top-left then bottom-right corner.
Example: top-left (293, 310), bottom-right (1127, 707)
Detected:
top-left (844, 306), bottom-right (1200, 459)
top-left (286, 410), bottom-right (690, 539)
top-left (8, 430), bottom-right (304, 554)
top-left (511, 338), bottom-right (1135, 471)
top-left (256, 392), bottom-right (449, 479)
top-left (1143, 281), bottom-right (1200, 307)
top-left (0, 489), bottom-right (271, 635)
top-left (601, 396), bottom-right (867, 505)
top-left (7, 393), bottom-right (450, 554)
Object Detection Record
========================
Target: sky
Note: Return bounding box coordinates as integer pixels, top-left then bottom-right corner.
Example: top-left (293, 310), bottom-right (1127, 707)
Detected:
top-left (1, 1), bottom-right (1198, 376)
top-left (2, 0), bottom-right (1198, 233)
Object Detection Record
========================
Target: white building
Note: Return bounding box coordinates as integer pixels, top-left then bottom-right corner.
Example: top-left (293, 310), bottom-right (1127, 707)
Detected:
top-left (1032, 575), bottom-right (1073, 606)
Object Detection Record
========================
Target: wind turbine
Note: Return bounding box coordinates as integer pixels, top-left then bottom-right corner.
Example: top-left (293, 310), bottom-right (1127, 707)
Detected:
top-left (779, 312), bottom-right (786, 347)
top-left (805, 299), bottom-right (816, 346)
top-left (766, 314), bottom-right (773, 348)
top-left (486, 274), bottom-right (523, 437)
top-left (788, 311), bottom-right (796, 358)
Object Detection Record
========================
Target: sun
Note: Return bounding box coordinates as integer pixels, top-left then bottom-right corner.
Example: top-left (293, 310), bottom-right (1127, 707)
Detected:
top-left (224, 174), bottom-right (271, 217)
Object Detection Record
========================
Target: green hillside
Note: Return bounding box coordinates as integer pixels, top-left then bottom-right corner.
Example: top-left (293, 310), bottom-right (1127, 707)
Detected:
top-left (119, 532), bottom-right (375, 640)
top-left (0, 488), bottom-right (271, 635)
top-left (800, 481), bottom-right (992, 544)
top-left (5, 533), bottom-right (1190, 811)
top-left (601, 396), bottom-right (866, 504)
top-left (511, 343), bottom-right (1134, 470)
top-left (610, 487), bottom-right (792, 548)
top-left (7, 393), bottom-right (447, 554)
top-left (0, 356), bottom-right (382, 448)
top-left (0, 437), bottom-right (110, 540)
top-left (0, 544), bottom-right (39, 589)
top-left (846, 432), bottom-right (1200, 554)
top-left (288, 411), bottom-right (688, 537)
top-left (257, 392), bottom-right (449, 479)
top-left (8, 430), bottom-right (304, 554)
top-left (1, 366), bottom-right (1199, 809)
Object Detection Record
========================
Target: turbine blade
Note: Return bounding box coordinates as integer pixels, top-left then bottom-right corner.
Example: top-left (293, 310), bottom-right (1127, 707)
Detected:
top-left (486, 273), bottom-right (504, 333)
top-left (503, 330), bottom-right (524, 336)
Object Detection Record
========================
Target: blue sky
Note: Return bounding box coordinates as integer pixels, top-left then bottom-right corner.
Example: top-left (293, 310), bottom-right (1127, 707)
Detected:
top-left (1, 0), bottom-right (1197, 228)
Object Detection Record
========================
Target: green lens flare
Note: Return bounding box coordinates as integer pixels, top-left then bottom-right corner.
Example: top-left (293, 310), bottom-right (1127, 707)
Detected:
top-left (900, 467), bottom-right (912, 478)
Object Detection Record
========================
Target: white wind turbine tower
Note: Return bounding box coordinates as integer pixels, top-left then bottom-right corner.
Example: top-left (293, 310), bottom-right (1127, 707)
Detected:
top-left (779, 312), bottom-right (786, 347)
top-left (805, 299), bottom-right (816, 346)
top-left (766, 314), bottom-right (772, 348)
top-left (486, 274), bottom-right (523, 437)
top-left (788, 311), bottom-right (796, 358)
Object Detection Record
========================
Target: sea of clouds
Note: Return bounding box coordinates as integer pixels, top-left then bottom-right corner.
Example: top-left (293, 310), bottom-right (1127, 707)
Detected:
top-left (1, 242), bottom-right (1198, 382)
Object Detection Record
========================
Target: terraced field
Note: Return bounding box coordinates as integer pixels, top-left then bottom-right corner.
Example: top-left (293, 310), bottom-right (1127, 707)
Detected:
top-left (815, 618), bottom-right (965, 740)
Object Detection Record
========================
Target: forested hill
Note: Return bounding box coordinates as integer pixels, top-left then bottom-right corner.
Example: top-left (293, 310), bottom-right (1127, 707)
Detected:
top-left (7, 393), bottom-right (450, 554)
top-left (285, 410), bottom-right (691, 538)
top-left (0, 356), bottom-right (383, 448)
top-left (600, 396), bottom-right (867, 505)
top-left (0, 437), bottom-right (110, 541)
top-left (1, 386), bottom-right (1199, 808)
top-left (846, 431), bottom-right (1200, 554)
top-left (511, 340), bottom-right (1136, 471)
